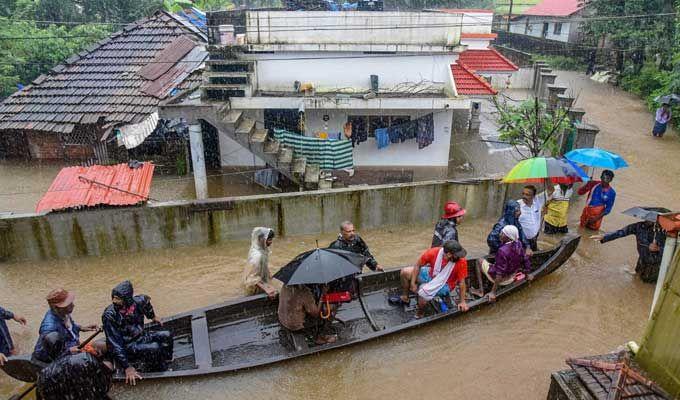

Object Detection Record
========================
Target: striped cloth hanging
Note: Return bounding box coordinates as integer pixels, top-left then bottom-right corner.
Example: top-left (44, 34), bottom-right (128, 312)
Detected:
top-left (273, 129), bottom-right (354, 170)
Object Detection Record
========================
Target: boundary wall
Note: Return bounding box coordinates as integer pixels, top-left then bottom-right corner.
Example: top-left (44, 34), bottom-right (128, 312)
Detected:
top-left (0, 178), bottom-right (508, 262)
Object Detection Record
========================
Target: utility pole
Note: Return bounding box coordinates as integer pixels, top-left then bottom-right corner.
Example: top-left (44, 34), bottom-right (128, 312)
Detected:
top-left (506, 0), bottom-right (513, 31)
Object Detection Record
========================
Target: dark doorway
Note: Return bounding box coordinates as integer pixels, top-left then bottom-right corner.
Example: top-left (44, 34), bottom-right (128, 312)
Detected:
top-left (201, 120), bottom-right (221, 170)
top-left (264, 109), bottom-right (301, 133)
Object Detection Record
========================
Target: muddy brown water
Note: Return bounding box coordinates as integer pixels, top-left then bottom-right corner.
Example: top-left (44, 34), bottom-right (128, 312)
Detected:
top-left (1, 71), bottom-right (679, 399)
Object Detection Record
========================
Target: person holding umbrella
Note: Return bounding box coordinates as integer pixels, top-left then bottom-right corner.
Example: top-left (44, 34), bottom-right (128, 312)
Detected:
top-left (590, 207), bottom-right (669, 283)
top-left (577, 170), bottom-right (616, 231)
top-left (653, 102), bottom-right (672, 138)
top-left (274, 247), bottom-right (367, 344)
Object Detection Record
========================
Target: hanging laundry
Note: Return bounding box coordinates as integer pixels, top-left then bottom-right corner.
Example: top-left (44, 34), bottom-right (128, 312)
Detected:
top-left (273, 129), bottom-right (354, 169)
top-left (401, 119), bottom-right (418, 142)
top-left (343, 122), bottom-right (353, 140)
top-left (416, 113), bottom-right (434, 149)
top-left (254, 168), bottom-right (280, 188)
top-left (375, 128), bottom-right (390, 149)
top-left (387, 125), bottom-right (401, 144)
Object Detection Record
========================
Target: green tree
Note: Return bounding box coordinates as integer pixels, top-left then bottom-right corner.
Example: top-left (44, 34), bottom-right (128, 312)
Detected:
top-left (493, 97), bottom-right (571, 159)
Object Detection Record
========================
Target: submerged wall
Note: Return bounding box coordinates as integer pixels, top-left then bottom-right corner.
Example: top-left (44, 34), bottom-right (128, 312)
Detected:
top-left (0, 179), bottom-right (508, 262)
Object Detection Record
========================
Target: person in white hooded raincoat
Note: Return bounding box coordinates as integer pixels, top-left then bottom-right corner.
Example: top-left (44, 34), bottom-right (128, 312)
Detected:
top-left (243, 227), bottom-right (278, 298)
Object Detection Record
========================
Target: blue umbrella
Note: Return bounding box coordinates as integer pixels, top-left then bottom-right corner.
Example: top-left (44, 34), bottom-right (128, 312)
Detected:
top-left (564, 148), bottom-right (629, 170)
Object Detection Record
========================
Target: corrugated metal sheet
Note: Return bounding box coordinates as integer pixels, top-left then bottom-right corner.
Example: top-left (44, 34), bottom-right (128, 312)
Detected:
top-left (137, 36), bottom-right (197, 81)
top-left (638, 245), bottom-right (680, 398)
top-left (35, 162), bottom-right (155, 213)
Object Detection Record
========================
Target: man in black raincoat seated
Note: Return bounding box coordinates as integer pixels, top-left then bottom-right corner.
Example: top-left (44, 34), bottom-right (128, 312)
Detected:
top-left (36, 332), bottom-right (112, 400)
top-left (102, 281), bottom-right (172, 385)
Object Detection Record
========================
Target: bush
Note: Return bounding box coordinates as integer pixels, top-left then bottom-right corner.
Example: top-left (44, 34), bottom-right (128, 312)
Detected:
top-left (532, 55), bottom-right (586, 72)
top-left (620, 63), bottom-right (672, 98)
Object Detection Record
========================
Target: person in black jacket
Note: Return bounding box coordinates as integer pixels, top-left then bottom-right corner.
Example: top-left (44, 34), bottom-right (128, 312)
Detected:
top-left (102, 281), bottom-right (172, 386)
top-left (328, 221), bottom-right (382, 272)
top-left (591, 218), bottom-right (668, 283)
top-left (431, 201), bottom-right (466, 247)
top-left (486, 201), bottom-right (530, 255)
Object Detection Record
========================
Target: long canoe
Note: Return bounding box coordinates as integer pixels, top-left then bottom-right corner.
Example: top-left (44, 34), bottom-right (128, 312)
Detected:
top-left (2, 234), bottom-right (580, 383)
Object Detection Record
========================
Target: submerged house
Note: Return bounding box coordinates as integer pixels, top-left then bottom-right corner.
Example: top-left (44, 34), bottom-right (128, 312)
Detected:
top-left (508, 0), bottom-right (588, 43)
top-left (162, 9), bottom-right (518, 195)
top-left (0, 10), bottom-right (207, 171)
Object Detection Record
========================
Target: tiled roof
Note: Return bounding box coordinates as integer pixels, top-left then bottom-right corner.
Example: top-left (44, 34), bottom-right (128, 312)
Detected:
top-left (451, 63), bottom-right (498, 96)
top-left (35, 162), bottom-right (155, 213)
top-left (458, 48), bottom-right (519, 72)
top-left (461, 33), bottom-right (498, 39)
top-left (523, 0), bottom-right (584, 17)
top-left (0, 11), bottom-right (206, 134)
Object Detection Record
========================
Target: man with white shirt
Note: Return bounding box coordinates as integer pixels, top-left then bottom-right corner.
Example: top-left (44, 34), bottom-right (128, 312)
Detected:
top-left (517, 185), bottom-right (553, 252)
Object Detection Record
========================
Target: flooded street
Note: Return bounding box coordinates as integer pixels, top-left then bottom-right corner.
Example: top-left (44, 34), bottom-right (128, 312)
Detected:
top-left (1, 71), bottom-right (679, 399)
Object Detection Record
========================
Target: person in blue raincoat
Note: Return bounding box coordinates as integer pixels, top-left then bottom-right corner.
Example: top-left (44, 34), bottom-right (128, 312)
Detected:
top-left (486, 200), bottom-right (531, 255)
top-left (0, 306), bottom-right (26, 365)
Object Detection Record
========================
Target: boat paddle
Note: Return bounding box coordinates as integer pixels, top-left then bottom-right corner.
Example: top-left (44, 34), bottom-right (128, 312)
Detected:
top-left (8, 328), bottom-right (103, 400)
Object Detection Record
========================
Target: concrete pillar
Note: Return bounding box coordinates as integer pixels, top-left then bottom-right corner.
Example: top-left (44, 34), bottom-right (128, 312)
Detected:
top-left (547, 85), bottom-right (568, 112)
top-left (536, 67), bottom-right (552, 95)
top-left (573, 122), bottom-right (600, 149)
top-left (189, 124), bottom-right (208, 200)
top-left (532, 61), bottom-right (548, 91)
top-left (557, 94), bottom-right (575, 109)
top-left (539, 74), bottom-right (557, 102)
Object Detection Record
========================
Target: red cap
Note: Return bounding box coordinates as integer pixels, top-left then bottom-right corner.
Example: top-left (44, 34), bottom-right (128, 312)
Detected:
top-left (442, 201), bottom-right (466, 219)
top-left (46, 289), bottom-right (75, 308)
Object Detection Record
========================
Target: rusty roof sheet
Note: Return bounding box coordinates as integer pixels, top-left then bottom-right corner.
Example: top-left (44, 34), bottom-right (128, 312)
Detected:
top-left (35, 162), bottom-right (155, 213)
top-left (137, 35), bottom-right (197, 81)
top-left (0, 11), bottom-right (205, 134)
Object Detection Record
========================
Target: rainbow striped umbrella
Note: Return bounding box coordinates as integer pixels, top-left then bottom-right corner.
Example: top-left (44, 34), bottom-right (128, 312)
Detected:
top-left (503, 157), bottom-right (590, 184)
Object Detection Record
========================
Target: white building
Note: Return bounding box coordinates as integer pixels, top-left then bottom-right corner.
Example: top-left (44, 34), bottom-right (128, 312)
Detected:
top-left (163, 9), bottom-right (519, 193)
top-left (509, 0), bottom-right (586, 43)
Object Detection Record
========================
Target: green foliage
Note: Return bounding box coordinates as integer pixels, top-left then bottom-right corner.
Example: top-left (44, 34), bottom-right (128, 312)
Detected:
top-left (494, 98), bottom-right (572, 158)
top-left (1, 18), bottom-right (111, 97)
top-left (533, 55), bottom-right (586, 72)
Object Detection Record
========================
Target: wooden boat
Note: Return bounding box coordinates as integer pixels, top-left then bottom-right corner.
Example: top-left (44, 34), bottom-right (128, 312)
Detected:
top-left (2, 234), bottom-right (580, 383)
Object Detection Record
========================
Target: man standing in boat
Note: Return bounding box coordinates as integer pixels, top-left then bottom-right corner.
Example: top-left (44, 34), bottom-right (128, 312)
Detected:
top-left (396, 240), bottom-right (469, 318)
top-left (243, 227), bottom-right (278, 299)
top-left (328, 221), bottom-right (383, 272)
top-left (0, 305), bottom-right (26, 366)
top-left (431, 202), bottom-right (466, 247)
top-left (102, 281), bottom-right (172, 386)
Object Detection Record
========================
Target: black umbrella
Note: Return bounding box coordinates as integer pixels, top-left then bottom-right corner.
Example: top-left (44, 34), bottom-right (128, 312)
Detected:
top-left (273, 248), bottom-right (366, 285)
top-left (654, 94), bottom-right (680, 105)
top-left (622, 207), bottom-right (671, 222)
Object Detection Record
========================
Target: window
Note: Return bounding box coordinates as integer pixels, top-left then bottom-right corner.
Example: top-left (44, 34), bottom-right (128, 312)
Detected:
top-left (347, 115), bottom-right (411, 138)
top-left (541, 23), bottom-right (549, 38)
top-left (554, 22), bottom-right (563, 35)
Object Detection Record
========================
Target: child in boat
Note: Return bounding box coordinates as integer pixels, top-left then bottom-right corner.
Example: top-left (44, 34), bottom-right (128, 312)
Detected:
top-left (481, 225), bottom-right (533, 302)
top-left (397, 241), bottom-right (469, 318)
top-left (278, 285), bottom-right (337, 345)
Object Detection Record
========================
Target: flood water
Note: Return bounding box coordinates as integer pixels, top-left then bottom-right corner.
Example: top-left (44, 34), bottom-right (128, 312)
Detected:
top-left (1, 71), bottom-right (679, 399)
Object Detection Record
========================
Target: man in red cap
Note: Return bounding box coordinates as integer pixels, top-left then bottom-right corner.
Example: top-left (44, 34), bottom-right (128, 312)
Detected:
top-left (32, 289), bottom-right (98, 363)
top-left (431, 201), bottom-right (466, 247)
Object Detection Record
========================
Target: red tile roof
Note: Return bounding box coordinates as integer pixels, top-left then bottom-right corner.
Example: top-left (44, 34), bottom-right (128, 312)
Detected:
top-left (460, 33), bottom-right (498, 39)
top-left (451, 63), bottom-right (498, 96)
top-left (36, 162), bottom-right (155, 213)
top-left (458, 48), bottom-right (519, 72)
top-left (524, 0), bottom-right (584, 17)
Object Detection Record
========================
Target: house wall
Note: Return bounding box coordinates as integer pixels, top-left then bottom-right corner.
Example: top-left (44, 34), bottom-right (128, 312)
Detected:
top-left (460, 38), bottom-right (491, 50)
top-left (303, 108), bottom-right (453, 167)
top-left (253, 53), bottom-right (458, 94)
top-left (509, 16), bottom-right (574, 43)
top-left (25, 132), bottom-right (93, 160)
